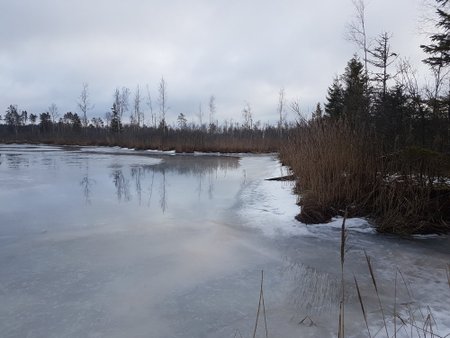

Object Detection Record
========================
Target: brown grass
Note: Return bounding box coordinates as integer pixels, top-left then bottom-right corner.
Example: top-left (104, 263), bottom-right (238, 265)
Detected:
top-left (0, 126), bottom-right (282, 154)
top-left (279, 118), bottom-right (450, 235)
top-left (280, 119), bottom-right (381, 223)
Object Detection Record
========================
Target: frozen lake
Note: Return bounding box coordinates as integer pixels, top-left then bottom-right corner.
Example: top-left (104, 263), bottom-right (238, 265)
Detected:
top-left (0, 144), bottom-right (449, 338)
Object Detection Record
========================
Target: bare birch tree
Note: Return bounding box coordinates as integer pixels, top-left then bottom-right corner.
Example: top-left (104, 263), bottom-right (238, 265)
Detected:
top-left (119, 87), bottom-right (130, 120)
top-left (78, 83), bottom-right (93, 128)
top-left (277, 87), bottom-right (286, 133)
top-left (158, 77), bottom-right (168, 128)
top-left (242, 102), bottom-right (253, 129)
top-left (346, 0), bottom-right (369, 76)
top-left (48, 103), bottom-right (59, 124)
top-left (197, 103), bottom-right (204, 129)
top-left (146, 84), bottom-right (155, 128)
top-left (208, 95), bottom-right (216, 132)
top-left (132, 85), bottom-right (142, 127)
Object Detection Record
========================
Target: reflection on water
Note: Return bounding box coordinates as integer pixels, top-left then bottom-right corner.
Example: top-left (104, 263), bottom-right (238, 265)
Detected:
top-left (111, 169), bottom-right (131, 202)
top-left (6, 153), bottom-right (29, 169)
top-left (80, 159), bottom-right (95, 205)
top-left (160, 169), bottom-right (167, 213)
top-left (130, 166), bottom-right (143, 205)
top-left (283, 258), bottom-right (341, 318)
top-left (96, 155), bottom-right (240, 212)
top-left (0, 145), bottom-right (241, 218)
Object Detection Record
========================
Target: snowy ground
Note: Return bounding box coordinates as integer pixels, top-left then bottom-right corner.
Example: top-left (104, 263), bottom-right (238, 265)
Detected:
top-left (0, 144), bottom-right (449, 338)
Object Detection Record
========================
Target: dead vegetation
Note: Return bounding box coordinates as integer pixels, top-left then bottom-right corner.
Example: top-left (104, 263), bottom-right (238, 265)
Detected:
top-left (279, 118), bottom-right (450, 235)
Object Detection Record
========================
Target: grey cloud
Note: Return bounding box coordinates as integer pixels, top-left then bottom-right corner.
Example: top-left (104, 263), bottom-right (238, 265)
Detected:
top-left (0, 0), bottom-right (429, 124)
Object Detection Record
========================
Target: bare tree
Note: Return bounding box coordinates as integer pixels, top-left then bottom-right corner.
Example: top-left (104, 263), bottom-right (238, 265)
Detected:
top-left (208, 95), bottom-right (216, 131)
top-left (290, 99), bottom-right (307, 124)
top-left (242, 102), bottom-right (253, 129)
top-left (158, 77), bottom-right (168, 128)
top-left (277, 87), bottom-right (286, 133)
top-left (132, 85), bottom-right (142, 127)
top-left (113, 88), bottom-right (120, 110)
top-left (346, 0), bottom-right (369, 76)
top-left (112, 87), bottom-right (130, 123)
top-left (196, 102), bottom-right (204, 128)
top-left (120, 87), bottom-right (130, 120)
top-left (78, 83), bottom-right (93, 128)
top-left (48, 103), bottom-right (59, 124)
top-left (146, 84), bottom-right (155, 128)
top-left (105, 111), bottom-right (112, 126)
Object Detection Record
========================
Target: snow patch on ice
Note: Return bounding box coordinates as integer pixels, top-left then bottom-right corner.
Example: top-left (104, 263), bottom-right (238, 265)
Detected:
top-left (320, 216), bottom-right (375, 234)
top-left (145, 149), bottom-right (176, 155)
top-left (236, 158), bottom-right (310, 237)
top-left (236, 156), bottom-right (377, 237)
top-left (80, 146), bottom-right (137, 153)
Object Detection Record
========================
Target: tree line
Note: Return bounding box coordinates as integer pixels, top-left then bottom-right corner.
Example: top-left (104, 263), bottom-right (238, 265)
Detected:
top-left (0, 76), bottom-right (292, 152)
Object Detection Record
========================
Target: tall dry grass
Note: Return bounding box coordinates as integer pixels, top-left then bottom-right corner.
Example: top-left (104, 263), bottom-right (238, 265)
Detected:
top-left (280, 119), bottom-right (381, 223)
top-left (0, 125), bottom-right (282, 153)
top-left (279, 118), bottom-right (450, 234)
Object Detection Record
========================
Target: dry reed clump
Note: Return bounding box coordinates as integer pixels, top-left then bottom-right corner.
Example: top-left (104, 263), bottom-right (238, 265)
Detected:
top-left (371, 147), bottom-right (450, 234)
top-left (280, 119), bottom-right (381, 224)
top-left (371, 181), bottom-right (450, 234)
top-left (280, 119), bottom-right (450, 234)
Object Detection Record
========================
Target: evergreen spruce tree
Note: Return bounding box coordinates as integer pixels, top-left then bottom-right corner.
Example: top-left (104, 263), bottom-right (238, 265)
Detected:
top-left (375, 85), bottom-right (411, 149)
top-left (324, 77), bottom-right (344, 119)
top-left (421, 0), bottom-right (450, 151)
top-left (110, 103), bottom-right (122, 133)
top-left (368, 32), bottom-right (398, 101)
top-left (341, 56), bottom-right (371, 128)
top-left (421, 0), bottom-right (450, 68)
top-left (312, 103), bottom-right (323, 120)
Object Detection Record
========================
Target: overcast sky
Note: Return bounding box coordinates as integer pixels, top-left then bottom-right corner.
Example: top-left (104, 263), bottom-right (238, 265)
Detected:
top-left (0, 0), bottom-right (435, 125)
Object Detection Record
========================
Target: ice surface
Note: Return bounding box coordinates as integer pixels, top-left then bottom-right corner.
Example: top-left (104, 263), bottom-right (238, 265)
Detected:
top-left (0, 145), bottom-right (449, 338)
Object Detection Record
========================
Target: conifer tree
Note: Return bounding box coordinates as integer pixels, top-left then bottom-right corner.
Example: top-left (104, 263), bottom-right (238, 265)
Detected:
top-left (368, 32), bottom-right (398, 101)
top-left (342, 56), bottom-right (371, 128)
top-left (421, 0), bottom-right (450, 151)
top-left (421, 0), bottom-right (450, 68)
top-left (110, 103), bottom-right (122, 133)
top-left (325, 77), bottom-right (345, 119)
top-left (312, 103), bottom-right (323, 120)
